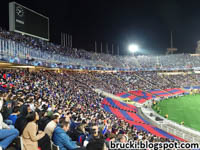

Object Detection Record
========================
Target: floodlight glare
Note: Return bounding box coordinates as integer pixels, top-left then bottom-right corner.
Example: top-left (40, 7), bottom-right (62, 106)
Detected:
top-left (128, 44), bottom-right (139, 53)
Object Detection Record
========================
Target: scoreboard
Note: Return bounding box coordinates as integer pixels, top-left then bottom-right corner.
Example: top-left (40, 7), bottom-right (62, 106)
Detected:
top-left (9, 2), bottom-right (49, 41)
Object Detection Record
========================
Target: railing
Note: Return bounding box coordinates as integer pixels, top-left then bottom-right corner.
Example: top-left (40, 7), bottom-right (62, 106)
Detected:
top-left (94, 88), bottom-right (143, 107)
top-left (0, 37), bottom-right (106, 67)
top-left (97, 88), bottom-right (200, 142)
top-left (140, 99), bottom-right (200, 142)
top-left (1, 37), bottom-right (200, 71)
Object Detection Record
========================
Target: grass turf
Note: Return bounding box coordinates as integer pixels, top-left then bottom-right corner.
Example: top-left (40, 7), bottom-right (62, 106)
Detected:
top-left (152, 94), bottom-right (200, 132)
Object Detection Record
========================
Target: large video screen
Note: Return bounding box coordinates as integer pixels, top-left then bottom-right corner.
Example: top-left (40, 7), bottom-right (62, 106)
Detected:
top-left (9, 2), bottom-right (49, 41)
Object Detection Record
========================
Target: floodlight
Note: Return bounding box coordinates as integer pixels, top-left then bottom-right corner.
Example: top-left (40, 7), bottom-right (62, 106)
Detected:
top-left (128, 44), bottom-right (139, 53)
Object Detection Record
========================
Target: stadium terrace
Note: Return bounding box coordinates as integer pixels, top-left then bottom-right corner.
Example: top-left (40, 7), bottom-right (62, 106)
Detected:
top-left (0, 1), bottom-right (200, 150)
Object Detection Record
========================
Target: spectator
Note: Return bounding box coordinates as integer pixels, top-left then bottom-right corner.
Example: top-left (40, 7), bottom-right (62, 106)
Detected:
top-left (22, 111), bottom-right (45, 150)
top-left (2, 101), bottom-right (13, 125)
top-left (44, 113), bottom-right (60, 139)
top-left (15, 105), bottom-right (29, 135)
top-left (0, 96), bottom-right (19, 150)
top-left (117, 134), bottom-right (128, 143)
top-left (53, 120), bottom-right (80, 150)
top-left (38, 111), bottom-right (51, 131)
top-left (83, 124), bottom-right (102, 147)
top-left (72, 123), bottom-right (87, 146)
top-left (86, 139), bottom-right (108, 150)
top-left (8, 106), bottom-right (20, 125)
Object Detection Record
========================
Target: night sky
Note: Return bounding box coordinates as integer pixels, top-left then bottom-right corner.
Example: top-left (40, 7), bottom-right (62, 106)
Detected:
top-left (1, 0), bottom-right (200, 55)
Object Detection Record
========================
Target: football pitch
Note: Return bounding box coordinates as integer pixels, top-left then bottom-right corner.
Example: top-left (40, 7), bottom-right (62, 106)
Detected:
top-left (152, 94), bottom-right (200, 132)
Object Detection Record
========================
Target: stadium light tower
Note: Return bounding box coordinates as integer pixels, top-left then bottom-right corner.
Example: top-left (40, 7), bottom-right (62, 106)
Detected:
top-left (128, 44), bottom-right (139, 53)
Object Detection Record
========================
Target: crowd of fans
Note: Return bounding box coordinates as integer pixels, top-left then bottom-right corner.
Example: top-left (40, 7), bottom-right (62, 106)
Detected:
top-left (1, 27), bottom-right (200, 70)
top-left (0, 26), bottom-right (200, 150)
top-left (0, 69), bottom-right (199, 150)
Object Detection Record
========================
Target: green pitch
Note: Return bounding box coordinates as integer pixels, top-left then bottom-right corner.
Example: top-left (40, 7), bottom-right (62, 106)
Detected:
top-left (152, 94), bottom-right (200, 132)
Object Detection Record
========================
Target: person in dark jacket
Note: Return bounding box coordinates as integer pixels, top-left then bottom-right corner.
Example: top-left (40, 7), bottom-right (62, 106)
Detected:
top-left (15, 105), bottom-right (29, 135)
top-left (71, 123), bottom-right (87, 146)
top-left (53, 120), bottom-right (79, 150)
top-left (2, 101), bottom-right (13, 125)
top-left (86, 139), bottom-right (108, 150)
top-left (83, 124), bottom-right (103, 147)
top-left (38, 111), bottom-right (51, 131)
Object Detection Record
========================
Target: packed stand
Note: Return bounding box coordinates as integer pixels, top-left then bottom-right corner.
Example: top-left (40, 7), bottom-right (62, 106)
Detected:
top-left (2, 27), bottom-right (200, 70)
top-left (0, 69), bottom-right (198, 149)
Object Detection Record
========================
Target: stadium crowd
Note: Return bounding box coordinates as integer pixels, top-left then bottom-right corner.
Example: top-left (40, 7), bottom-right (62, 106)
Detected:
top-left (1, 27), bottom-right (200, 70)
top-left (0, 26), bottom-right (200, 150)
top-left (0, 69), bottom-right (199, 150)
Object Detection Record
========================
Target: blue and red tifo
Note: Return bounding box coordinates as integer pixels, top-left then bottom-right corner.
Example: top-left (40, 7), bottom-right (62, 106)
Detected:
top-left (101, 88), bottom-right (186, 141)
